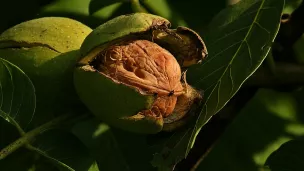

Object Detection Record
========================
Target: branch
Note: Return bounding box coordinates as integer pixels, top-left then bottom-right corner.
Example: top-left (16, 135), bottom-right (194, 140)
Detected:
top-left (0, 113), bottom-right (74, 160)
top-left (245, 62), bottom-right (304, 88)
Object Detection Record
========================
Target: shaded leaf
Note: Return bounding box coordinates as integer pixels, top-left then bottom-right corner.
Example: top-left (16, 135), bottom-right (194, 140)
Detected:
top-left (151, 0), bottom-right (285, 169)
top-left (130, 0), bottom-right (148, 13)
top-left (0, 148), bottom-right (37, 171)
top-left (72, 117), bottom-right (157, 171)
top-left (196, 89), bottom-right (303, 171)
top-left (40, 0), bottom-right (130, 28)
top-left (151, 127), bottom-right (194, 171)
top-left (265, 139), bottom-right (304, 171)
top-left (0, 0), bottom-right (54, 33)
top-left (293, 34), bottom-right (304, 64)
top-left (30, 129), bottom-right (99, 171)
top-left (141, 0), bottom-right (187, 27)
top-left (0, 119), bottom-right (20, 152)
top-left (71, 118), bottom-right (129, 171)
top-left (40, 0), bottom-right (90, 16)
top-left (0, 58), bottom-right (35, 132)
top-left (112, 129), bottom-right (157, 171)
top-left (89, 0), bottom-right (126, 15)
top-left (165, 0), bottom-right (227, 32)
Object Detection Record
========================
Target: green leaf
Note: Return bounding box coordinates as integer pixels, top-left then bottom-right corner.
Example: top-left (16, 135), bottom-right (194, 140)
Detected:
top-left (141, 0), bottom-right (187, 27)
top-left (89, 0), bottom-right (125, 15)
top-left (130, 0), bottom-right (148, 13)
top-left (187, 0), bottom-right (284, 153)
top-left (72, 117), bottom-right (157, 171)
top-left (0, 119), bottom-right (20, 149)
top-left (40, 0), bottom-right (133, 28)
top-left (151, 127), bottom-right (194, 171)
top-left (30, 129), bottom-right (99, 171)
top-left (71, 118), bottom-right (129, 171)
top-left (40, 0), bottom-right (90, 17)
top-left (0, 56), bottom-right (96, 170)
top-left (0, 58), bottom-right (35, 132)
top-left (0, 0), bottom-right (51, 33)
top-left (283, 0), bottom-right (302, 14)
top-left (151, 0), bottom-right (285, 169)
top-left (196, 89), bottom-right (304, 170)
top-left (265, 139), bottom-right (304, 171)
top-left (0, 148), bottom-right (38, 171)
top-left (165, 0), bottom-right (227, 32)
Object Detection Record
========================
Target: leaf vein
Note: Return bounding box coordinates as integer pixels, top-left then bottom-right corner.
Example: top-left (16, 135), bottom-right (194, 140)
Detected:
top-left (197, 65), bottom-right (226, 84)
top-left (2, 62), bottom-right (14, 115)
top-left (214, 81), bottom-right (221, 114)
top-left (229, 65), bottom-right (234, 95)
top-left (189, 0), bottom-right (267, 154)
top-left (211, 26), bottom-right (250, 45)
top-left (244, 40), bottom-right (253, 68)
top-left (199, 40), bottom-right (243, 68)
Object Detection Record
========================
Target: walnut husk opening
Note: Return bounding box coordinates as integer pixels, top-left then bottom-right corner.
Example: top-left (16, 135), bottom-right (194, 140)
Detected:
top-left (90, 39), bottom-right (187, 118)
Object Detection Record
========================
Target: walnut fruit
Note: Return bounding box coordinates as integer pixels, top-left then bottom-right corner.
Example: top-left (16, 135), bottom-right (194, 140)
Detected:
top-left (0, 17), bottom-right (92, 126)
top-left (74, 13), bottom-right (206, 133)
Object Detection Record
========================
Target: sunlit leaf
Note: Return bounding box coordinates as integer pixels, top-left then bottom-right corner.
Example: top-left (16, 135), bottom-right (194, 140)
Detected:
top-left (0, 58), bottom-right (35, 132)
top-left (265, 139), bottom-right (304, 171)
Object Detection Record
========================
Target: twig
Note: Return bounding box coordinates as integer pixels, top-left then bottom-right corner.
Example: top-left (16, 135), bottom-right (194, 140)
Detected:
top-left (246, 62), bottom-right (304, 88)
top-left (0, 113), bottom-right (74, 160)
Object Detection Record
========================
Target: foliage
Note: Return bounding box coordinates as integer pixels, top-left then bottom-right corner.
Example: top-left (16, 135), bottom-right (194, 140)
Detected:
top-left (2, 0), bottom-right (304, 171)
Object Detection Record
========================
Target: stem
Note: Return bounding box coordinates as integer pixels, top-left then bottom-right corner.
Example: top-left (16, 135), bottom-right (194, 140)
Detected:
top-left (0, 113), bottom-right (73, 160)
top-left (245, 62), bottom-right (304, 87)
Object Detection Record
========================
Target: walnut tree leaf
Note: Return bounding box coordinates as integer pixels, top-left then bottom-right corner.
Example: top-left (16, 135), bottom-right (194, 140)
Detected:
top-left (0, 58), bottom-right (35, 132)
top-left (186, 0), bottom-right (285, 155)
top-left (265, 139), bottom-right (304, 171)
top-left (151, 0), bottom-right (285, 169)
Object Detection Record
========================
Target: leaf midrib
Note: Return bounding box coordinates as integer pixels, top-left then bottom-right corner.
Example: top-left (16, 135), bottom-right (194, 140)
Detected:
top-left (188, 0), bottom-right (266, 152)
top-left (201, 0), bottom-right (265, 122)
